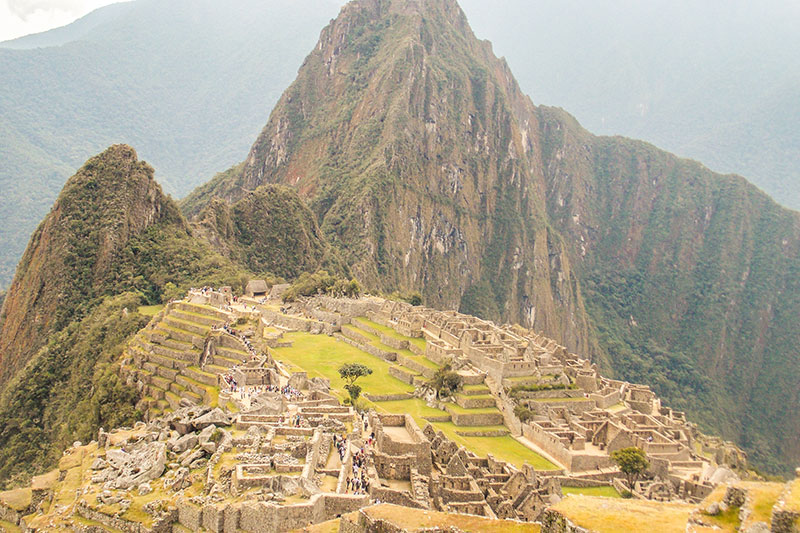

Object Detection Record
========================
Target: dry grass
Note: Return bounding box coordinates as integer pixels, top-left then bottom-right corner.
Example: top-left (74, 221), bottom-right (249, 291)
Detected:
top-left (741, 481), bottom-right (784, 526)
top-left (31, 469), bottom-right (59, 491)
top-left (551, 494), bottom-right (694, 533)
top-left (362, 503), bottom-right (539, 532)
top-left (0, 487), bottom-right (32, 511)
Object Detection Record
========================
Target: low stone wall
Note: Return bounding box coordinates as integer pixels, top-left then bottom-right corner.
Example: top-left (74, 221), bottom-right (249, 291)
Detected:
top-left (261, 309), bottom-right (327, 334)
top-left (314, 296), bottom-right (382, 317)
top-left (380, 335), bottom-right (409, 351)
top-left (396, 354), bottom-right (436, 379)
top-left (335, 333), bottom-right (397, 362)
top-left (365, 392), bottom-right (413, 402)
top-left (558, 477), bottom-right (615, 488)
top-left (77, 501), bottom-right (176, 533)
top-left (447, 409), bottom-right (504, 427)
top-left (387, 366), bottom-right (416, 385)
top-left (369, 486), bottom-right (424, 509)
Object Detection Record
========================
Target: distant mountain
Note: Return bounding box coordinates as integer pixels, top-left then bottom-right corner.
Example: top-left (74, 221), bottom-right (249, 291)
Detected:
top-left (0, 0), bottom-right (341, 288)
top-left (185, 0), bottom-right (800, 474)
top-left (458, 0), bottom-right (800, 210)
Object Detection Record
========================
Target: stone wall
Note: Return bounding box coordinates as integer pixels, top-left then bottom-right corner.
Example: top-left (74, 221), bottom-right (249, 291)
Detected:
top-left (335, 333), bottom-right (397, 362)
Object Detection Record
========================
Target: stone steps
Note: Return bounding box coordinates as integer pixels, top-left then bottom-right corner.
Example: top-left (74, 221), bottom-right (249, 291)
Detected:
top-left (164, 316), bottom-right (210, 337)
top-left (461, 385), bottom-right (491, 396)
top-left (175, 375), bottom-right (211, 403)
top-left (156, 324), bottom-right (203, 346)
top-left (205, 364), bottom-right (229, 375)
top-left (160, 337), bottom-right (194, 352)
top-left (149, 343), bottom-right (199, 364)
top-left (165, 391), bottom-right (182, 410)
top-left (216, 345), bottom-right (249, 361)
top-left (211, 354), bottom-right (243, 369)
top-left (455, 394), bottom-right (497, 409)
top-left (155, 363), bottom-right (182, 381)
top-left (150, 374), bottom-right (172, 391)
top-left (174, 301), bottom-right (231, 321)
top-left (147, 350), bottom-right (191, 371)
top-left (146, 384), bottom-right (167, 401)
top-left (171, 309), bottom-right (223, 328)
top-left (185, 366), bottom-right (218, 387)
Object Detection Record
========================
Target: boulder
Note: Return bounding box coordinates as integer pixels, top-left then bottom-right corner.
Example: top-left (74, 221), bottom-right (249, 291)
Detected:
top-left (171, 433), bottom-right (198, 453)
top-left (192, 408), bottom-right (231, 430)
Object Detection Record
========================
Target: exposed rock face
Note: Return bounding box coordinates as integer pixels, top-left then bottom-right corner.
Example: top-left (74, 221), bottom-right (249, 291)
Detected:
top-left (0, 145), bottom-right (177, 387)
top-left (183, 0), bottom-right (800, 473)
top-left (185, 0), bottom-right (596, 357)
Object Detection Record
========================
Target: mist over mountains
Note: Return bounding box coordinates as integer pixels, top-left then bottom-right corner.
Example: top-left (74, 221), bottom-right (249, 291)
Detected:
top-left (0, 0), bottom-right (341, 286)
top-left (1, 0), bottom-right (798, 290)
top-left (459, 0), bottom-right (800, 209)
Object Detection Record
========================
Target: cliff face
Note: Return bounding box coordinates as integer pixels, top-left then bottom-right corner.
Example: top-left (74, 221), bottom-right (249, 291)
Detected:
top-left (183, 0), bottom-right (800, 473)
top-left (538, 107), bottom-right (800, 471)
top-left (0, 145), bottom-right (175, 387)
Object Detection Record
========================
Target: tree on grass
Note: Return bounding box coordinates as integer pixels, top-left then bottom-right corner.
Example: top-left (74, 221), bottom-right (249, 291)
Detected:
top-left (428, 362), bottom-right (462, 399)
top-left (338, 363), bottom-right (373, 404)
top-left (611, 447), bottom-right (649, 493)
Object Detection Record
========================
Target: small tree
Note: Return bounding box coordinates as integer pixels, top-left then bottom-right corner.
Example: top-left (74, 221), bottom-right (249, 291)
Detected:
top-left (610, 447), bottom-right (649, 492)
top-left (338, 363), bottom-right (373, 404)
top-left (428, 362), bottom-right (462, 400)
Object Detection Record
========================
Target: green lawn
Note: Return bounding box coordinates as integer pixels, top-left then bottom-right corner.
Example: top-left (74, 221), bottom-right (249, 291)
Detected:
top-left (370, 398), bottom-right (448, 422)
top-left (137, 304), bottom-right (165, 317)
top-left (562, 486), bottom-right (622, 498)
top-left (272, 332), bottom-right (414, 399)
top-left (354, 317), bottom-right (426, 351)
top-left (275, 332), bottom-right (557, 470)
top-left (439, 425), bottom-right (558, 470)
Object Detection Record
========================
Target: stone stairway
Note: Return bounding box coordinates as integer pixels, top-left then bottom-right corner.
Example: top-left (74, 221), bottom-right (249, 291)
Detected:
top-left (121, 300), bottom-right (238, 417)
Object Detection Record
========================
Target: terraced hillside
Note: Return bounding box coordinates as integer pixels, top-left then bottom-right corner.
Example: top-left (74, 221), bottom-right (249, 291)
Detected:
top-left (121, 300), bottom-right (253, 418)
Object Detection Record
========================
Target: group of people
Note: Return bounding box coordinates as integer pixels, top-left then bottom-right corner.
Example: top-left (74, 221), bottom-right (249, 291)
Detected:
top-left (333, 433), bottom-right (348, 462)
top-left (346, 447), bottom-right (371, 495)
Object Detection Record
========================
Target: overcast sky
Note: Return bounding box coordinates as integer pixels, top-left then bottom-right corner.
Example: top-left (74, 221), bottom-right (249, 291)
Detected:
top-left (0, 0), bottom-right (122, 41)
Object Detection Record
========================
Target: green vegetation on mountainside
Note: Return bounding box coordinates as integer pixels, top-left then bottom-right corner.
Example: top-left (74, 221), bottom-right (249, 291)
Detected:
top-left (0, 293), bottom-right (145, 488)
top-left (193, 185), bottom-right (340, 279)
top-left (539, 107), bottom-right (800, 474)
top-left (0, 146), bottom-right (249, 486)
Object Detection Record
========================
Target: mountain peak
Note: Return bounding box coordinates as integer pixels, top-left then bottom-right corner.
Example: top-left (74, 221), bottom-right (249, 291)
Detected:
top-left (0, 144), bottom-right (177, 386)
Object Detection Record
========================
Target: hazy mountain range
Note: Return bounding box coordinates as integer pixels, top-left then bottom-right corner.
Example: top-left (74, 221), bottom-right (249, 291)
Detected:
top-left (1, 0), bottom-right (798, 290)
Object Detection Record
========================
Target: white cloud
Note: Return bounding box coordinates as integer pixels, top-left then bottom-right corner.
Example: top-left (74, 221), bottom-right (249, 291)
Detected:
top-left (0, 0), bottom-right (120, 41)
